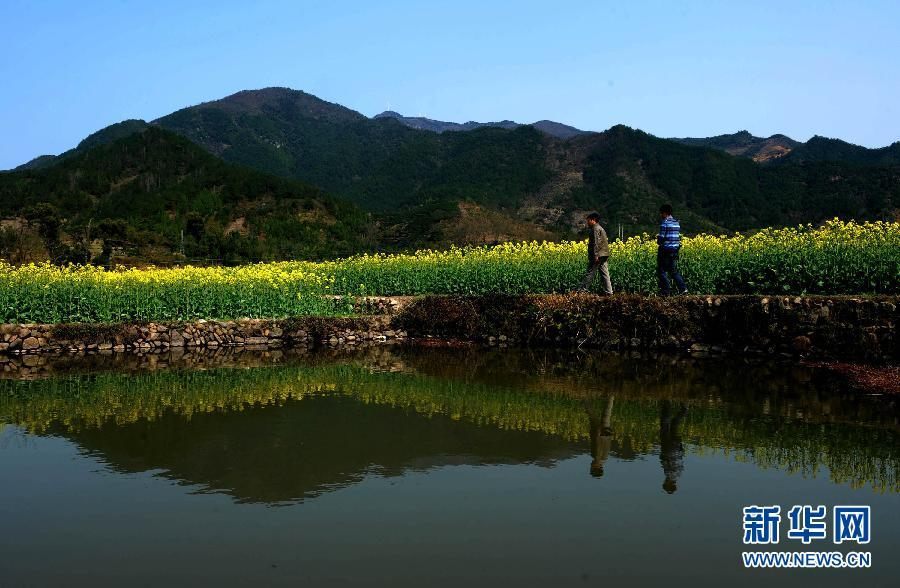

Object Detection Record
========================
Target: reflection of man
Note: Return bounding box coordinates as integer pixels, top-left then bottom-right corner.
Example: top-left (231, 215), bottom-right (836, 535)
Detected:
top-left (585, 395), bottom-right (615, 477)
top-left (659, 400), bottom-right (687, 493)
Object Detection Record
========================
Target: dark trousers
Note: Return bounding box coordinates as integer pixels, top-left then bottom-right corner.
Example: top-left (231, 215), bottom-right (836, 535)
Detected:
top-left (657, 249), bottom-right (687, 295)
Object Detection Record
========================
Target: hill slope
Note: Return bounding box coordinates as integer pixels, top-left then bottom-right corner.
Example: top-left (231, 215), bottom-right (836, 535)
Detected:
top-left (8, 87), bottom-right (900, 258)
top-left (0, 126), bottom-right (374, 264)
top-left (373, 111), bottom-right (588, 139)
top-left (572, 126), bottom-right (898, 231)
top-left (154, 89), bottom-right (558, 242)
top-left (16, 119), bottom-right (150, 170)
top-left (671, 131), bottom-right (799, 162)
top-left (373, 111), bottom-right (519, 133)
top-left (672, 131), bottom-right (900, 166)
top-left (783, 136), bottom-right (900, 165)
top-left (152, 89), bottom-right (898, 232)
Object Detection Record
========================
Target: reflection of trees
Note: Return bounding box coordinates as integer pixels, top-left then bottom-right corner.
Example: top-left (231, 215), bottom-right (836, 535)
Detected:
top-left (63, 395), bottom-right (577, 504)
top-left (1, 348), bottom-right (898, 492)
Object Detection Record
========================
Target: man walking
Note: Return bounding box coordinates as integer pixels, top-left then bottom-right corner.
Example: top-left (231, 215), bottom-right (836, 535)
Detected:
top-left (656, 204), bottom-right (688, 295)
top-left (579, 212), bottom-right (613, 295)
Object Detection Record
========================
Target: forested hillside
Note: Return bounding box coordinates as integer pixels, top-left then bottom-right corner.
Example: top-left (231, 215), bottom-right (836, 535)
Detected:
top-left (152, 88), bottom-right (898, 235)
top-left (5, 87), bottom-right (898, 265)
top-left (0, 127), bottom-right (373, 264)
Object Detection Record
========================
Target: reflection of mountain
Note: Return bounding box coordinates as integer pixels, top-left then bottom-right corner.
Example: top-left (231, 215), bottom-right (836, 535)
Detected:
top-left (2, 347), bottom-right (898, 495)
top-left (65, 394), bottom-right (579, 504)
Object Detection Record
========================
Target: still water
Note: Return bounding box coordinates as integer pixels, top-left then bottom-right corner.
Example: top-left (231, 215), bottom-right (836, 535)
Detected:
top-left (1, 347), bottom-right (898, 586)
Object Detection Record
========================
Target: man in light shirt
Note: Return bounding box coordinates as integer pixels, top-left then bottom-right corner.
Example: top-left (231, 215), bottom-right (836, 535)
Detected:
top-left (578, 212), bottom-right (613, 295)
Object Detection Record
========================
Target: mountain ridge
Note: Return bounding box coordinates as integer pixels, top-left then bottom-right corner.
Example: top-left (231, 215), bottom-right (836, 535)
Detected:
top-left (373, 110), bottom-right (588, 140)
top-left (13, 87), bottom-right (900, 172)
top-left (5, 87), bottom-right (898, 264)
top-left (671, 130), bottom-right (800, 162)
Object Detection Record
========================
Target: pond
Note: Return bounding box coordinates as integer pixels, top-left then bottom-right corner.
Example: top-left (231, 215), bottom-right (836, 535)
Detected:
top-left (1, 347), bottom-right (898, 586)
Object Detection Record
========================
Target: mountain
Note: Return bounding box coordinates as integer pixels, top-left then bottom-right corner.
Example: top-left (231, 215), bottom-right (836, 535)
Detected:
top-left (784, 136), bottom-right (900, 166)
top-left (0, 126), bottom-right (373, 264)
top-left (16, 119), bottom-right (150, 171)
top-left (530, 120), bottom-right (589, 140)
top-left (671, 131), bottom-right (799, 162)
top-left (373, 110), bottom-right (589, 139)
top-left (570, 126), bottom-right (898, 230)
top-left (14, 154), bottom-right (59, 171)
top-left (373, 111), bottom-right (519, 133)
top-left (672, 131), bottom-right (900, 166)
top-left (5, 87), bottom-right (899, 264)
top-left (74, 119), bottom-right (151, 151)
top-left (154, 88), bottom-right (416, 197)
top-left (149, 88), bottom-right (897, 232)
top-left (153, 88), bottom-right (558, 245)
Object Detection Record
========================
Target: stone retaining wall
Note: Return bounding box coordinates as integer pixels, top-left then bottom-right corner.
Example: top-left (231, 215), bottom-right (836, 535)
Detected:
top-left (1, 295), bottom-right (896, 361)
top-left (0, 316), bottom-right (406, 355)
top-left (395, 294), bottom-right (898, 361)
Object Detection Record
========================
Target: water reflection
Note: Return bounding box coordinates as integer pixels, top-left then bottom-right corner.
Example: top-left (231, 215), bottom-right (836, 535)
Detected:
top-left (584, 394), bottom-right (689, 492)
top-left (62, 395), bottom-right (578, 504)
top-left (659, 400), bottom-right (687, 494)
top-left (585, 395), bottom-right (614, 478)
top-left (1, 347), bottom-right (899, 503)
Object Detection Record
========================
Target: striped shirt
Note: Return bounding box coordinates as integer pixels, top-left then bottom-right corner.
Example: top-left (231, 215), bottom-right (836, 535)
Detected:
top-left (657, 215), bottom-right (681, 250)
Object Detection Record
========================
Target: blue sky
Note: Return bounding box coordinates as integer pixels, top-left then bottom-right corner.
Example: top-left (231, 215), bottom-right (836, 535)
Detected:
top-left (1, 0), bottom-right (898, 169)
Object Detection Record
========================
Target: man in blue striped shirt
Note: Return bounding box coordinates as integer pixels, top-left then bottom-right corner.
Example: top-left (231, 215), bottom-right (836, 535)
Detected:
top-left (657, 204), bottom-right (688, 295)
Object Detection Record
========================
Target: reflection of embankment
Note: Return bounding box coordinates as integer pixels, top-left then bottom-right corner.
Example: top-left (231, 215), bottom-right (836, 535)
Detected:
top-left (0, 346), bottom-right (314, 381)
top-left (1, 347), bottom-right (897, 492)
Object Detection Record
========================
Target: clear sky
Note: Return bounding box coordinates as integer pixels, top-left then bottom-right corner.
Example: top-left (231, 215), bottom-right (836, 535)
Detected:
top-left (1, 0), bottom-right (898, 169)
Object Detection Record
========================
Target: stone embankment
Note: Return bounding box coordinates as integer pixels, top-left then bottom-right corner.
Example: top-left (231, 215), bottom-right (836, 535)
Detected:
top-left (395, 294), bottom-right (898, 361)
top-left (0, 297), bottom-right (410, 357)
top-left (0, 294), bottom-right (896, 361)
top-left (0, 317), bottom-right (407, 355)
